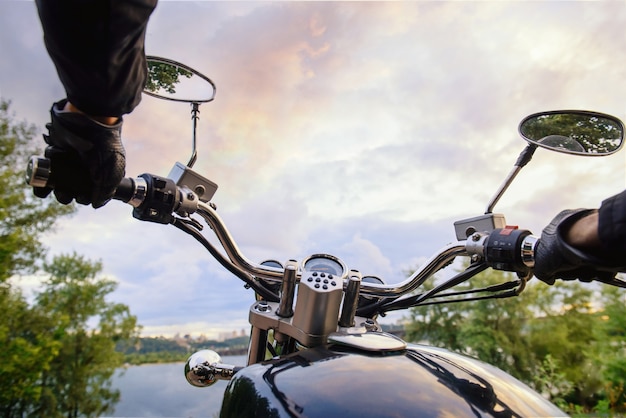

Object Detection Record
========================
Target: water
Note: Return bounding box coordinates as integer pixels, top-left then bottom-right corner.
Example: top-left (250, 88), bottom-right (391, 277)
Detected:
top-left (110, 355), bottom-right (247, 417)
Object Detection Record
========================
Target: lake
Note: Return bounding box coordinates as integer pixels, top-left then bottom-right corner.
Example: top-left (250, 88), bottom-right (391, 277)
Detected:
top-left (110, 355), bottom-right (247, 417)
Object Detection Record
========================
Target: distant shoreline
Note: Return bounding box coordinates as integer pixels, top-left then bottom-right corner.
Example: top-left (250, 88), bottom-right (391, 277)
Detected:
top-left (122, 347), bottom-right (248, 365)
top-left (117, 335), bottom-right (250, 365)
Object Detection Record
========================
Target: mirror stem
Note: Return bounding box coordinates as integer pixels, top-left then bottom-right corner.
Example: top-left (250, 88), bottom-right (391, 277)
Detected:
top-left (188, 102), bottom-right (200, 168)
top-left (514, 143), bottom-right (537, 168)
top-left (485, 144), bottom-right (537, 214)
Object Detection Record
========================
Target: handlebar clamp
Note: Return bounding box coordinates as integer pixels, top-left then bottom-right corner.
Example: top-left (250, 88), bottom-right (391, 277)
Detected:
top-left (132, 174), bottom-right (181, 224)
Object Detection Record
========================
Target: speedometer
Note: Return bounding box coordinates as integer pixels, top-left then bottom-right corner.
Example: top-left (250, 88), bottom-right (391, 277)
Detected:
top-left (302, 254), bottom-right (346, 278)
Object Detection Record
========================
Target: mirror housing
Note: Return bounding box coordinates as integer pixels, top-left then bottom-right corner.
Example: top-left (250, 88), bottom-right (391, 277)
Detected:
top-left (519, 110), bottom-right (624, 156)
top-left (143, 56), bottom-right (216, 103)
top-left (143, 56), bottom-right (217, 168)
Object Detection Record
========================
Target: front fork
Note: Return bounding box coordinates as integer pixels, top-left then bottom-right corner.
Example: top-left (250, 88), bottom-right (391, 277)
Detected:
top-left (247, 326), bottom-right (268, 365)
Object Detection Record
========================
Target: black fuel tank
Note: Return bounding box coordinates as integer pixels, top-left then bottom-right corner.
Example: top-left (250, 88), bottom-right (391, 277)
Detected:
top-left (220, 343), bottom-right (567, 417)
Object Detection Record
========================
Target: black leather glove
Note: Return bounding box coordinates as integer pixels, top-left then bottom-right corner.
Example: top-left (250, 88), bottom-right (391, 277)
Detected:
top-left (534, 209), bottom-right (616, 285)
top-left (33, 99), bottom-right (125, 208)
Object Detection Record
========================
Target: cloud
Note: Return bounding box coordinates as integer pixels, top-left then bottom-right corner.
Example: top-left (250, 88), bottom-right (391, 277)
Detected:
top-left (339, 234), bottom-right (393, 278)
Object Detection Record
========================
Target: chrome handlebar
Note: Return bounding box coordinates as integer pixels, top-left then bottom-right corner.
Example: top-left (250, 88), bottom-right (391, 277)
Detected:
top-left (109, 170), bottom-right (474, 298)
top-left (26, 156), bottom-right (532, 300)
top-left (194, 199), bottom-right (470, 297)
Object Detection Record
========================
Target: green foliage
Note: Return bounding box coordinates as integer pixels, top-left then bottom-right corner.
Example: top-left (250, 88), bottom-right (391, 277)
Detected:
top-left (0, 100), bottom-right (139, 417)
top-left (594, 286), bottom-right (626, 412)
top-left (144, 61), bottom-right (192, 95)
top-left (528, 282), bottom-right (604, 407)
top-left (0, 98), bottom-right (74, 281)
top-left (533, 354), bottom-right (572, 408)
top-left (121, 336), bottom-right (189, 354)
top-left (0, 285), bottom-right (61, 416)
top-left (407, 269), bottom-right (536, 381)
top-left (405, 268), bottom-right (626, 414)
top-left (117, 335), bottom-right (250, 364)
top-left (0, 253), bottom-right (139, 418)
top-left (34, 253), bottom-right (140, 418)
top-left (123, 351), bottom-right (188, 365)
top-left (118, 336), bottom-right (189, 365)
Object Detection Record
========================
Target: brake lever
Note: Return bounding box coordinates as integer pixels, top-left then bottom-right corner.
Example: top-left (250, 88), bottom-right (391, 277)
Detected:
top-left (177, 216), bottom-right (204, 232)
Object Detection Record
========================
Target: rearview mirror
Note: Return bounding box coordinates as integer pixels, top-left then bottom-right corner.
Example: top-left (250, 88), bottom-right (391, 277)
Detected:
top-left (519, 110), bottom-right (624, 156)
top-left (143, 56), bottom-right (216, 103)
top-left (142, 56), bottom-right (217, 167)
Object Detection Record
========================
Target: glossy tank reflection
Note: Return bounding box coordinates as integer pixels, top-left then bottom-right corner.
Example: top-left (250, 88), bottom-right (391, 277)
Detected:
top-left (220, 343), bottom-right (566, 418)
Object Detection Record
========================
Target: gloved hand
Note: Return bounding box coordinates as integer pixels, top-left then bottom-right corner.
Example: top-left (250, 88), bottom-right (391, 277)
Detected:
top-left (33, 99), bottom-right (126, 208)
top-left (533, 209), bottom-right (616, 284)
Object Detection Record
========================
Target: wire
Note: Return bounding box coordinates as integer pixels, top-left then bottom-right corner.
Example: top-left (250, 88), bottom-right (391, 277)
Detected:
top-left (171, 218), bottom-right (280, 302)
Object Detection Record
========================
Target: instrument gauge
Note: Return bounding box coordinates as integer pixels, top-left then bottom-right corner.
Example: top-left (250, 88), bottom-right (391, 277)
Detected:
top-left (302, 254), bottom-right (346, 278)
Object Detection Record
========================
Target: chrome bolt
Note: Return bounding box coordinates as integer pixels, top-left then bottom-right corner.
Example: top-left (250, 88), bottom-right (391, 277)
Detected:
top-left (255, 301), bottom-right (271, 313)
top-left (363, 319), bottom-right (377, 331)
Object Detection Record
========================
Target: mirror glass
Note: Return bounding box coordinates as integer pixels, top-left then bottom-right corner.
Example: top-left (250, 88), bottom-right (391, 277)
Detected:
top-left (143, 56), bottom-right (216, 103)
top-left (519, 111), bottom-right (624, 155)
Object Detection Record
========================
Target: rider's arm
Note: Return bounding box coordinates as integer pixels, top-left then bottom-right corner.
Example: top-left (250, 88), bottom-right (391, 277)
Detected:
top-left (64, 101), bottom-right (118, 126)
top-left (533, 189), bottom-right (626, 284)
top-left (566, 189), bottom-right (626, 257)
top-left (35, 0), bottom-right (157, 117)
top-left (34, 0), bottom-right (157, 208)
top-left (564, 211), bottom-right (601, 249)
top-left (597, 189), bottom-right (626, 255)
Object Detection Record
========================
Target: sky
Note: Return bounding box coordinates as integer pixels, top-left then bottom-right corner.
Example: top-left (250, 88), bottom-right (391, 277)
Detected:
top-left (1, 1), bottom-right (625, 339)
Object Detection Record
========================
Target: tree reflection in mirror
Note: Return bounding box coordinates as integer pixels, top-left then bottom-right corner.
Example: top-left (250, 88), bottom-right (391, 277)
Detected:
top-left (519, 111), bottom-right (624, 156)
top-left (145, 61), bottom-right (192, 95)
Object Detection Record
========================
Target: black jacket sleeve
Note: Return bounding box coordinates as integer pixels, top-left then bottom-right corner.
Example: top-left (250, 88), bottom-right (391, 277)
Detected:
top-left (36, 0), bottom-right (157, 117)
top-left (598, 189), bottom-right (626, 263)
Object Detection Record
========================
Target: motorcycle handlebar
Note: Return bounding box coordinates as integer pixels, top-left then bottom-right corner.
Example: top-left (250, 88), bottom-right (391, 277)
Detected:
top-left (26, 156), bottom-right (536, 298)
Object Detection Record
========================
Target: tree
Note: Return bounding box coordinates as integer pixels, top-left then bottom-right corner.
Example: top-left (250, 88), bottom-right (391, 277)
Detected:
top-left (0, 98), bottom-right (74, 417)
top-left (456, 278), bottom-right (536, 383)
top-left (594, 285), bottom-right (626, 412)
top-left (406, 279), bottom-right (467, 353)
top-left (0, 100), bottom-right (138, 417)
top-left (35, 253), bottom-right (140, 418)
top-left (527, 282), bottom-right (603, 407)
top-left (406, 269), bottom-right (536, 382)
top-left (0, 98), bottom-right (74, 282)
top-left (0, 285), bottom-right (61, 417)
top-left (405, 267), bottom-right (626, 413)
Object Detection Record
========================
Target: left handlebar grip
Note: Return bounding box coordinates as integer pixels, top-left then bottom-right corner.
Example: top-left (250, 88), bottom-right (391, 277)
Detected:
top-left (114, 177), bottom-right (137, 203)
top-left (26, 156), bottom-right (143, 206)
top-left (26, 156), bottom-right (52, 188)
